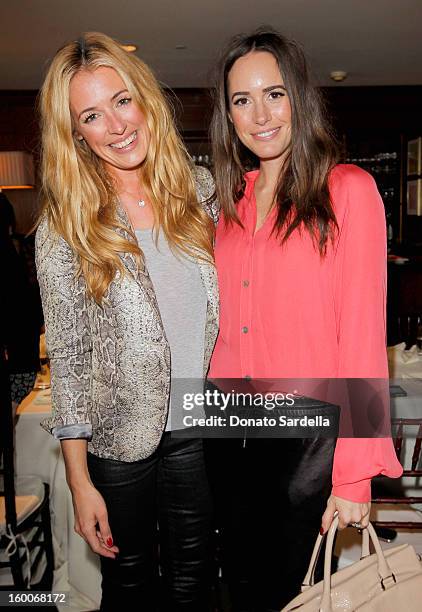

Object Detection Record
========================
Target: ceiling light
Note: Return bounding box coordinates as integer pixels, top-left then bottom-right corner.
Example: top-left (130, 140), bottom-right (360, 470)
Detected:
top-left (330, 70), bottom-right (348, 82)
top-left (121, 44), bottom-right (138, 53)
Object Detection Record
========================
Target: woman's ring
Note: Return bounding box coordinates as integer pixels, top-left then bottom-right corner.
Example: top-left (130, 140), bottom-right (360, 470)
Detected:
top-left (351, 522), bottom-right (362, 529)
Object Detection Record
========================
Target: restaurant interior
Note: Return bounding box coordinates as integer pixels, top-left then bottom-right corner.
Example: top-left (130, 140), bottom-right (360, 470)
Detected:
top-left (1, 1), bottom-right (422, 610)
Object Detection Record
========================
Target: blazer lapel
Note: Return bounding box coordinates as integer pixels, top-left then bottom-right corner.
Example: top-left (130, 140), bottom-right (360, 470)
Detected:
top-left (114, 204), bottom-right (165, 326)
top-left (197, 258), bottom-right (219, 374)
top-left (197, 259), bottom-right (219, 324)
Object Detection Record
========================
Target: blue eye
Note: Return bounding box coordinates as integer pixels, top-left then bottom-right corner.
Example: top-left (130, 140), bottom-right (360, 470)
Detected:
top-left (83, 113), bottom-right (98, 124)
top-left (118, 97), bottom-right (131, 106)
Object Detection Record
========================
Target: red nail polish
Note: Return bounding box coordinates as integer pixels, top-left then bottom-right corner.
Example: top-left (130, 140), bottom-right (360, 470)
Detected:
top-left (320, 527), bottom-right (324, 535)
top-left (106, 537), bottom-right (113, 547)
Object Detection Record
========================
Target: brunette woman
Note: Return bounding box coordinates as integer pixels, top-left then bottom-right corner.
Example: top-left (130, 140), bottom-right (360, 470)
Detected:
top-left (206, 27), bottom-right (402, 611)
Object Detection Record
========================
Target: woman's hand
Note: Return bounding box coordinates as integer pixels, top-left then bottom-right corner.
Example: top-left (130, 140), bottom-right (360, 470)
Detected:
top-left (321, 495), bottom-right (371, 533)
top-left (71, 483), bottom-right (120, 559)
top-left (61, 439), bottom-right (119, 558)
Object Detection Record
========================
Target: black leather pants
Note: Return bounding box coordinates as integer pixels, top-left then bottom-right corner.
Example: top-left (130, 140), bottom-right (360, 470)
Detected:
top-left (204, 430), bottom-right (335, 611)
top-left (87, 434), bottom-right (213, 612)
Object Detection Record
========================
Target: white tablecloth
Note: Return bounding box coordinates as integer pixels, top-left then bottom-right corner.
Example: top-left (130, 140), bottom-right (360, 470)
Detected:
top-left (388, 343), bottom-right (422, 380)
top-left (16, 391), bottom-right (101, 611)
top-left (335, 375), bottom-right (422, 568)
top-left (390, 378), bottom-right (422, 498)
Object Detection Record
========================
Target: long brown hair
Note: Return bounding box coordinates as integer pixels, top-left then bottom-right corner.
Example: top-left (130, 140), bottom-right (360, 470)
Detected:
top-left (210, 26), bottom-right (340, 251)
top-left (38, 32), bottom-right (213, 302)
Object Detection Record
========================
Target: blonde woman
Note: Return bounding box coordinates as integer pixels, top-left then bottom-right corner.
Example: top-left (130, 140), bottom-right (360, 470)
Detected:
top-left (36, 33), bottom-right (218, 611)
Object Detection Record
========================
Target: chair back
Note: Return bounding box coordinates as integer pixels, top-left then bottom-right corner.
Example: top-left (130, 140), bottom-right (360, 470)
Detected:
top-left (372, 417), bottom-right (422, 529)
top-left (0, 346), bottom-right (18, 531)
top-left (388, 314), bottom-right (422, 349)
top-left (0, 345), bottom-right (54, 590)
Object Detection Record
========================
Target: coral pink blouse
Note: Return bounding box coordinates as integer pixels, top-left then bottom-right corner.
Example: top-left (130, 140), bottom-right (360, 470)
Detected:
top-left (209, 164), bottom-right (403, 502)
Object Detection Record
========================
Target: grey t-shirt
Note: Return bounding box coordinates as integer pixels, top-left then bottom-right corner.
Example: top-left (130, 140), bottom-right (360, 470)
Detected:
top-left (135, 229), bottom-right (207, 430)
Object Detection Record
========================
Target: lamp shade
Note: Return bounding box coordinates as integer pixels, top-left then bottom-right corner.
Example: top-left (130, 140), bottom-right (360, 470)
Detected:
top-left (0, 151), bottom-right (34, 189)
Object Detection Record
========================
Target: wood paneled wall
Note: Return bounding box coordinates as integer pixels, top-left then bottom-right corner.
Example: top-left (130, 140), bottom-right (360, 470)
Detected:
top-left (0, 91), bottom-right (39, 154)
top-left (3, 86), bottom-right (422, 153)
top-left (2, 86), bottom-right (422, 238)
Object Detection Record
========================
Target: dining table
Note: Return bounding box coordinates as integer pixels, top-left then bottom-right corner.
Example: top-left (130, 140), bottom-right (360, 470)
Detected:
top-left (15, 389), bottom-right (101, 612)
top-left (335, 345), bottom-right (422, 568)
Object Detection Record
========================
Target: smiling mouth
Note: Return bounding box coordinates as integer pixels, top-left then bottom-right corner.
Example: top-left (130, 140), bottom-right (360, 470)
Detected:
top-left (253, 128), bottom-right (280, 138)
top-left (110, 131), bottom-right (137, 149)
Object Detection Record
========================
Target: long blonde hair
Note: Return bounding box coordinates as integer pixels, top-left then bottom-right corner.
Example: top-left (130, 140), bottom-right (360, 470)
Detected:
top-left (38, 32), bottom-right (213, 302)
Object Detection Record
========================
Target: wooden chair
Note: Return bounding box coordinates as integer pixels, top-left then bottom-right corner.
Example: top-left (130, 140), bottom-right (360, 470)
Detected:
top-left (0, 351), bottom-right (54, 589)
top-left (388, 314), bottom-right (422, 349)
top-left (371, 418), bottom-right (422, 530)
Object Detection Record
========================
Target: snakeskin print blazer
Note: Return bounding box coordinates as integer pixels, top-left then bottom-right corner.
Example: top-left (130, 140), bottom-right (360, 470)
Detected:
top-left (35, 166), bottom-right (219, 462)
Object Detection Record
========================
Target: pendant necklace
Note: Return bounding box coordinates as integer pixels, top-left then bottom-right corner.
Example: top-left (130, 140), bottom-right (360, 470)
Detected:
top-left (118, 187), bottom-right (146, 208)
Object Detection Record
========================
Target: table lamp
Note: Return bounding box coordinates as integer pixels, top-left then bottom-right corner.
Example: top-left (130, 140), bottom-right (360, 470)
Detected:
top-left (0, 151), bottom-right (34, 191)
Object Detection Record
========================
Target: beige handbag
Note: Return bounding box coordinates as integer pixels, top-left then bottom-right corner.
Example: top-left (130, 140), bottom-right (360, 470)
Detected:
top-left (282, 516), bottom-right (422, 611)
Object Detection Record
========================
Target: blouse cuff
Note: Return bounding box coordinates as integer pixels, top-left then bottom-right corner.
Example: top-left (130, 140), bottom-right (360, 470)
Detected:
top-left (52, 423), bottom-right (92, 440)
top-left (332, 478), bottom-right (372, 503)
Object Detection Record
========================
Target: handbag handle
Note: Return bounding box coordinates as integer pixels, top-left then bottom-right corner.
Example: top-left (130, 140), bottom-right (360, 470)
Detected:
top-left (301, 515), bottom-right (370, 591)
top-left (301, 517), bottom-right (396, 612)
